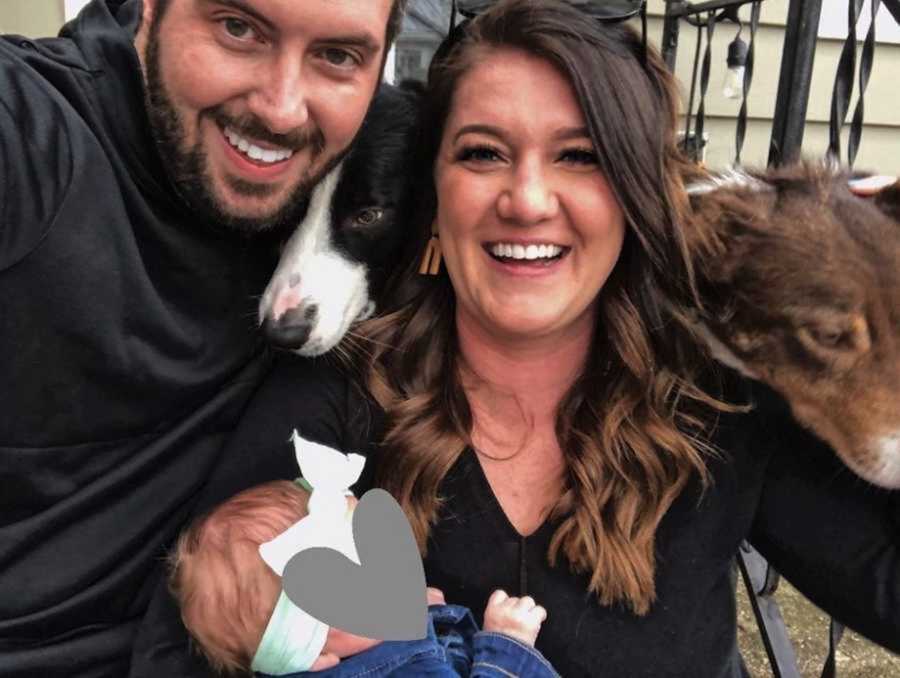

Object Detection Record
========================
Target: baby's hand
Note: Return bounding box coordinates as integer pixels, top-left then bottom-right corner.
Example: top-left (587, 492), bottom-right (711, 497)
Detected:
top-left (427, 587), bottom-right (445, 606)
top-left (482, 589), bottom-right (547, 647)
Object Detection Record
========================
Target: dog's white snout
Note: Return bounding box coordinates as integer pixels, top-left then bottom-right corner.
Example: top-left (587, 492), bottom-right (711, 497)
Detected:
top-left (871, 432), bottom-right (900, 488)
top-left (270, 283), bottom-right (306, 322)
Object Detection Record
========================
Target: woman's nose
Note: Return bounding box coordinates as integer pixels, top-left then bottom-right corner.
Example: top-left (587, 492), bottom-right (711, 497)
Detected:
top-left (497, 160), bottom-right (559, 225)
top-left (246, 56), bottom-right (310, 135)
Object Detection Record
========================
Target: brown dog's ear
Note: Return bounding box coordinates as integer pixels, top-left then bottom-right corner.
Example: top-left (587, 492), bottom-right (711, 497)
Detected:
top-left (873, 181), bottom-right (900, 224)
top-left (685, 181), bottom-right (776, 284)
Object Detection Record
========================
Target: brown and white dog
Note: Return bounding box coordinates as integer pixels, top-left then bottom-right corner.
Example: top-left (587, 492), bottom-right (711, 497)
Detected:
top-left (686, 163), bottom-right (900, 488)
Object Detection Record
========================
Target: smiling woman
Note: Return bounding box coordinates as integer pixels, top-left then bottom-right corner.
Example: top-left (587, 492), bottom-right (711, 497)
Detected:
top-left (362, 0), bottom-right (710, 621)
top-left (434, 48), bottom-right (626, 345)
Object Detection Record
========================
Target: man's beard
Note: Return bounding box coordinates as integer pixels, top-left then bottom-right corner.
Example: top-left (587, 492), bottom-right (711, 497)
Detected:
top-left (142, 21), bottom-right (338, 238)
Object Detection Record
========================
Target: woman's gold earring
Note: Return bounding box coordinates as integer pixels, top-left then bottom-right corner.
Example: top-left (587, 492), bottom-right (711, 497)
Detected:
top-left (418, 229), bottom-right (442, 276)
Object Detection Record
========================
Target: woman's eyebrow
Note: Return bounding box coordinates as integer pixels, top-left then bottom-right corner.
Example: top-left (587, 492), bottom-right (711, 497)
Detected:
top-left (553, 127), bottom-right (590, 141)
top-left (453, 124), bottom-right (504, 143)
top-left (453, 125), bottom-right (591, 144)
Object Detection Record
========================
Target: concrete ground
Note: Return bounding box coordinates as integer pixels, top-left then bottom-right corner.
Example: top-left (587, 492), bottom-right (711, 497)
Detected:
top-left (737, 579), bottom-right (900, 677)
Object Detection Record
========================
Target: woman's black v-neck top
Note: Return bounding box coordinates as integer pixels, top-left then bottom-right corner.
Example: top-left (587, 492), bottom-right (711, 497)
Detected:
top-left (174, 354), bottom-right (900, 678)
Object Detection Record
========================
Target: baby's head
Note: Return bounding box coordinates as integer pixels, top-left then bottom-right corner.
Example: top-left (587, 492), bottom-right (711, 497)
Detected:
top-left (169, 480), bottom-right (373, 675)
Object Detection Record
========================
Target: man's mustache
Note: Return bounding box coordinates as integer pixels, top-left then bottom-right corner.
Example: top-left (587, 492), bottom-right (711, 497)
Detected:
top-left (211, 108), bottom-right (325, 154)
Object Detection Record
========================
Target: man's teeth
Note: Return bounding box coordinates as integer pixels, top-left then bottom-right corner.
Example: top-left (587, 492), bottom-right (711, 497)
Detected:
top-left (490, 243), bottom-right (564, 260)
top-left (224, 127), bottom-right (294, 164)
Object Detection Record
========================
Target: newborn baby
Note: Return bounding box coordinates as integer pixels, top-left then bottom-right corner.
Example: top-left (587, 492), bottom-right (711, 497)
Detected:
top-left (169, 477), bottom-right (559, 676)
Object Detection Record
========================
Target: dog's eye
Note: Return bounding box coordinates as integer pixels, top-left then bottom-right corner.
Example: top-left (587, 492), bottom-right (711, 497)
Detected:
top-left (795, 313), bottom-right (871, 370)
top-left (807, 327), bottom-right (845, 348)
top-left (354, 208), bottom-right (384, 226)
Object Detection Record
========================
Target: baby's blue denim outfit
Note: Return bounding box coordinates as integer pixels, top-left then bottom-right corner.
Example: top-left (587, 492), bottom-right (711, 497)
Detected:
top-left (258, 604), bottom-right (559, 677)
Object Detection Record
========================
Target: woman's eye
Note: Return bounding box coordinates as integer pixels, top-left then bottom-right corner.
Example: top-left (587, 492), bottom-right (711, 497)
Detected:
top-left (457, 146), bottom-right (502, 163)
top-left (560, 148), bottom-right (598, 165)
top-left (222, 17), bottom-right (257, 41)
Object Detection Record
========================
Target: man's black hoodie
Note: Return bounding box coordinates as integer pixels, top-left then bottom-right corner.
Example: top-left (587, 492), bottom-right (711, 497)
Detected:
top-left (0, 1), bottom-right (280, 674)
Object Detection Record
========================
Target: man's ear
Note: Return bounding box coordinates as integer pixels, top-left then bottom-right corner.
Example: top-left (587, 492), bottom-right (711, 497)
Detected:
top-left (141, 0), bottom-right (159, 24)
top-left (873, 181), bottom-right (900, 224)
top-left (134, 0), bottom-right (160, 49)
top-left (134, 0), bottom-right (159, 55)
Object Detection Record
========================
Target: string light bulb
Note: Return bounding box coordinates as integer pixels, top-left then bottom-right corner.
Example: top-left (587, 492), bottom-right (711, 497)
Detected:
top-left (723, 30), bottom-right (749, 100)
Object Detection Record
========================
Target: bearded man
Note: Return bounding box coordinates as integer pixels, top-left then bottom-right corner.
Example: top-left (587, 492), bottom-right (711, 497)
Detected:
top-left (0, 1), bottom-right (404, 675)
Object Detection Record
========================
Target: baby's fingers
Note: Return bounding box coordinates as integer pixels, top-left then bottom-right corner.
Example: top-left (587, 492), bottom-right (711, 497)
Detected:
top-left (488, 589), bottom-right (509, 607)
top-left (529, 604), bottom-right (548, 624)
top-left (512, 595), bottom-right (537, 613)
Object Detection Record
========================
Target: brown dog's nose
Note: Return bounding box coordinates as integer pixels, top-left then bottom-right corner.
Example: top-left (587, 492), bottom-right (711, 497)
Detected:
top-left (262, 305), bottom-right (318, 350)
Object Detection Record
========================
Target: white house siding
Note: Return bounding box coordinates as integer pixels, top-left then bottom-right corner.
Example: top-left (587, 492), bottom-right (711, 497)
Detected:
top-left (647, 0), bottom-right (900, 173)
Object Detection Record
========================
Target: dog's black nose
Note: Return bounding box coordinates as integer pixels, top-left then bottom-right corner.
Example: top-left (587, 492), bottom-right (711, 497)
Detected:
top-left (262, 305), bottom-right (318, 350)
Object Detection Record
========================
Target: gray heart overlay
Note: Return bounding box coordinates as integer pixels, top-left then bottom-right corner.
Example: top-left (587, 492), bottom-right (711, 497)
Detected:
top-left (282, 488), bottom-right (427, 641)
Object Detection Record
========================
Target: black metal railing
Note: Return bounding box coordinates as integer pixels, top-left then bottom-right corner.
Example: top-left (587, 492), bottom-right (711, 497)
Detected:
top-left (662, 0), bottom-right (764, 166)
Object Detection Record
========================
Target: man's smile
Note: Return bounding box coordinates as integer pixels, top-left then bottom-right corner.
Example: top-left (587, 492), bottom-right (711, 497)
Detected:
top-left (216, 122), bottom-right (300, 181)
top-left (223, 126), bottom-right (295, 164)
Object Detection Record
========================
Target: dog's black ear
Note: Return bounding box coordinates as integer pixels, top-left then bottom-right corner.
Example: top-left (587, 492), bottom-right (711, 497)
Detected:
top-left (873, 180), bottom-right (900, 224)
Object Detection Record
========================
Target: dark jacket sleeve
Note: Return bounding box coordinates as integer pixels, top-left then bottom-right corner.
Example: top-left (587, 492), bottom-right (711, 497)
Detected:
top-left (0, 40), bottom-right (73, 271)
top-left (129, 354), bottom-right (370, 678)
top-left (748, 387), bottom-right (900, 653)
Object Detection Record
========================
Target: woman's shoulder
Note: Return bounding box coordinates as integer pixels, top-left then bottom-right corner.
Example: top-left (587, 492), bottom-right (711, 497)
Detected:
top-left (696, 365), bottom-right (800, 479)
top-left (196, 354), bottom-right (383, 512)
top-left (699, 364), bottom-right (852, 497)
top-left (259, 352), bottom-right (356, 401)
top-left (234, 352), bottom-right (383, 458)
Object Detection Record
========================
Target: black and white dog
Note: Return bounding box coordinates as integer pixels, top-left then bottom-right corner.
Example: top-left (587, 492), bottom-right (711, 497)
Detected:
top-left (259, 83), bottom-right (421, 355)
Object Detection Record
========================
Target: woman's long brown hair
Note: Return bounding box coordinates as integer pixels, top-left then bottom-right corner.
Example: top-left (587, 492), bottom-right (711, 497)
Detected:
top-left (355, 0), bottom-right (724, 615)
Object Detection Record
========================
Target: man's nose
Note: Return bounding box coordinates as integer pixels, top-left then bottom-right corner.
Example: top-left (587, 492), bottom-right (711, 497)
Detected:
top-left (497, 160), bottom-right (559, 225)
top-left (247, 55), bottom-right (310, 135)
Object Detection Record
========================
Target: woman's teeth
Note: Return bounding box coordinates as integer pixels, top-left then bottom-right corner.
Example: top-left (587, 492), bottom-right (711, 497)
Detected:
top-left (489, 243), bottom-right (564, 261)
top-left (224, 127), bottom-right (294, 164)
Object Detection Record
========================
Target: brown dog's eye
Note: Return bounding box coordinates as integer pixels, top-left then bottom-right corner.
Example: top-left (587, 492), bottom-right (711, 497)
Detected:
top-left (795, 314), bottom-right (871, 370)
top-left (807, 327), bottom-right (845, 348)
top-left (354, 208), bottom-right (384, 226)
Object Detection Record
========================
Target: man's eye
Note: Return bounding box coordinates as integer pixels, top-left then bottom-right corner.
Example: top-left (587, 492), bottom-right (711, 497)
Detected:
top-left (222, 17), bottom-right (257, 41)
top-left (322, 48), bottom-right (358, 68)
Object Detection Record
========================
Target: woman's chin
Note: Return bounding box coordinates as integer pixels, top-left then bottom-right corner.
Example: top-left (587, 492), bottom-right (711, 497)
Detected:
top-left (481, 312), bottom-right (575, 344)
